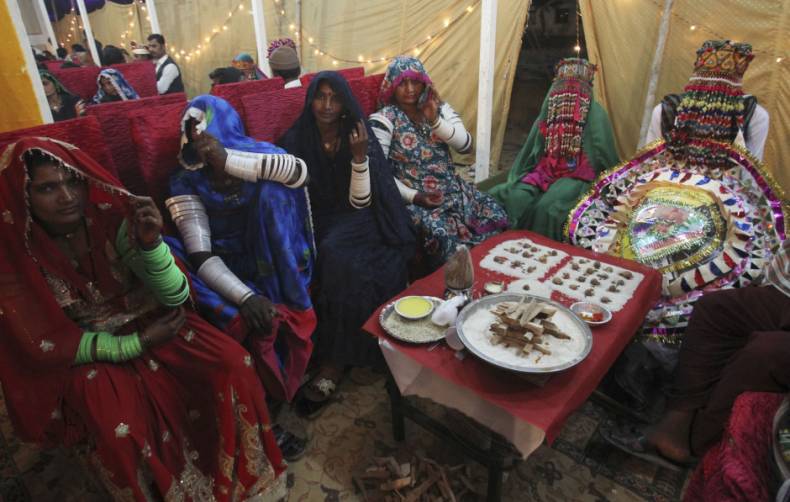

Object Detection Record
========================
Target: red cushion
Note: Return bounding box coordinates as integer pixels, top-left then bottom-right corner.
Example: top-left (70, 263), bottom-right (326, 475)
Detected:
top-left (128, 103), bottom-right (185, 206)
top-left (0, 115), bottom-right (117, 177)
top-left (241, 87), bottom-right (306, 143)
top-left (110, 62), bottom-right (158, 98)
top-left (44, 60), bottom-right (64, 71)
top-left (50, 66), bottom-right (101, 101)
top-left (210, 78), bottom-right (285, 123)
top-left (87, 93), bottom-right (187, 194)
top-left (300, 66), bottom-right (365, 87)
top-left (349, 73), bottom-right (385, 117)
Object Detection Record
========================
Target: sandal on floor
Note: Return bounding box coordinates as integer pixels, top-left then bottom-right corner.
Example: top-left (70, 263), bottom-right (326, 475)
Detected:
top-left (296, 376), bottom-right (340, 419)
top-left (273, 424), bottom-right (307, 462)
top-left (600, 424), bottom-right (696, 472)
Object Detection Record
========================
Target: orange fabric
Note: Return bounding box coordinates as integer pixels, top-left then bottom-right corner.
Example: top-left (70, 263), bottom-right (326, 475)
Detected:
top-left (0, 2), bottom-right (45, 132)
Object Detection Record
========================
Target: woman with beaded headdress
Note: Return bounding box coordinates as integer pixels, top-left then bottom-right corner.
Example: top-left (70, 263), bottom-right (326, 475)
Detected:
top-left (0, 137), bottom-right (288, 500)
top-left (370, 56), bottom-right (508, 271)
top-left (488, 58), bottom-right (619, 241)
top-left (643, 40), bottom-right (769, 163)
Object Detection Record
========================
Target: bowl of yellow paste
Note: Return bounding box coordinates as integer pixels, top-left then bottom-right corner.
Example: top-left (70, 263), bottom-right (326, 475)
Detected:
top-left (394, 295), bottom-right (435, 320)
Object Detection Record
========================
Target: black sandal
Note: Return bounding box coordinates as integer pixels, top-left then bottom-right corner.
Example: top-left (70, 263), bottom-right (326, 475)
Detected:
top-left (296, 374), bottom-right (342, 419)
top-left (600, 423), bottom-right (697, 472)
top-left (273, 424), bottom-right (307, 462)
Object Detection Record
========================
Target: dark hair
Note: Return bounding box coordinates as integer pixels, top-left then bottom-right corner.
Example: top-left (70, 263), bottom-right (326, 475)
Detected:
top-left (209, 67), bottom-right (244, 85)
top-left (34, 53), bottom-right (46, 62)
top-left (56, 47), bottom-right (67, 59)
top-left (272, 67), bottom-right (301, 81)
top-left (102, 45), bottom-right (125, 66)
top-left (24, 150), bottom-right (57, 175)
top-left (147, 34), bottom-right (165, 45)
top-left (71, 43), bottom-right (86, 52)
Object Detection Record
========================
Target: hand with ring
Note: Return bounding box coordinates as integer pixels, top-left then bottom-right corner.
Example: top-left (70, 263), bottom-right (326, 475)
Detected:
top-left (349, 120), bottom-right (368, 164)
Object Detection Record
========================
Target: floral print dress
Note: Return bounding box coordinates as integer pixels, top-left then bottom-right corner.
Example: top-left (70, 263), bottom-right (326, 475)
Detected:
top-left (373, 104), bottom-right (508, 267)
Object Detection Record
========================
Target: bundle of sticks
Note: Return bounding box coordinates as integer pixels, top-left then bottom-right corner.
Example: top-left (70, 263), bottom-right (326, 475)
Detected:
top-left (353, 455), bottom-right (482, 501)
top-left (489, 298), bottom-right (570, 357)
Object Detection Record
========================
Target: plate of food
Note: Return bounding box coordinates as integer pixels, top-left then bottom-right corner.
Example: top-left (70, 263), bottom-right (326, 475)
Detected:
top-left (380, 296), bottom-right (446, 344)
top-left (455, 293), bottom-right (592, 373)
top-left (570, 302), bottom-right (612, 325)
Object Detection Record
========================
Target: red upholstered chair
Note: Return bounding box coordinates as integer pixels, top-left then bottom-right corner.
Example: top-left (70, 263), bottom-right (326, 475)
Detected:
top-left (50, 66), bottom-right (101, 101)
top-left (128, 102), bottom-right (185, 207)
top-left (87, 93), bottom-right (187, 194)
top-left (0, 115), bottom-right (117, 178)
top-left (300, 66), bottom-right (365, 87)
top-left (241, 87), bottom-right (307, 143)
top-left (110, 62), bottom-right (158, 97)
top-left (210, 77), bottom-right (285, 123)
top-left (349, 73), bottom-right (385, 117)
top-left (44, 60), bottom-right (64, 71)
top-left (683, 392), bottom-right (785, 502)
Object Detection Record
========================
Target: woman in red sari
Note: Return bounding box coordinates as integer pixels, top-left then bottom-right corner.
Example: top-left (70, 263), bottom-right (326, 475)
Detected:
top-left (0, 137), bottom-right (286, 501)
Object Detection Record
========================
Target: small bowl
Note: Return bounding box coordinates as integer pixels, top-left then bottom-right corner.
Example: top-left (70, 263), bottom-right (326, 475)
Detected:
top-left (570, 301), bottom-right (612, 326)
top-left (394, 295), bottom-right (436, 320)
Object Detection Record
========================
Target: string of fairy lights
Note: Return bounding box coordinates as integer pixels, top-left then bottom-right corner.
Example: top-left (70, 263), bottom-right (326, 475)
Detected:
top-left (167, 0), bottom-right (247, 63)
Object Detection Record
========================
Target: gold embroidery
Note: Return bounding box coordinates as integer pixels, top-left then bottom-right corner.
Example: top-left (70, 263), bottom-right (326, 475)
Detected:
top-left (162, 430), bottom-right (172, 443)
top-left (184, 329), bottom-right (195, 342)
top-left (243, 355), bottom-right (253, 367)
top-left (141, 441), bottom-right (152, 458)
top-left (39, 340), bottom-right (55, 352)
top-left (114, 422), bottom-right (130, 438)
top-left (148, 359), bottom-right (160, 372)
top-left (0, 143), bottom-right (15, 174)
top-left (2, 210), bottom-right (12, 224)
top-left (163, 447), bottom-right (216, 502)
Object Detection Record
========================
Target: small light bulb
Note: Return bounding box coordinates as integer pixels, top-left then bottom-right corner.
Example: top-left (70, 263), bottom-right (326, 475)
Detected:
top-left (332, 60), bottom-right (338, 66)
top-left (777, 57), bottom-right (784, 63)
top-left (309, 37), bottom-right (314, 43)
top-left (443, 18), bottom-right (450, 27)
top-left (690, 25), bottom-right (697, 31)
top-left (223, 25), bottom-right (228, 30)
top-left (573, 44), bottom-right (581, 52)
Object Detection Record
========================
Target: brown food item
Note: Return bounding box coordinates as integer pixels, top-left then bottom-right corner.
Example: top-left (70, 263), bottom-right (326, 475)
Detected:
top-left (593, 261), bottom-right (601, 269)
top-left (584, 288), bottom-right (594, 297)
top-left (549, 250), bottom-right (558, 256)
top-left (531, 246), bottom-right (538, 252)
top-left (552, 277), bottom-right (563, 285)
top-left (510, 260), bottom-right (523, 268)
top-left (576, 276), bottom-right (586, 283)
top-left (445, 246), bottom-right (474, 290)
top-left (522, 284), bottom-right (530, 291)
top-left (607, 285), bottom-right (619, 293)
top-left (527, 265), bottom-right (536, 273)
top-left (493, 255), bottom-right (507, 264)
top-left (601, 296), bottom-right (611, 304)
top-left (571, 263), bottom-right (581, 271)
top-left (569, 284), bottom-right (579, 290)
top-left (597, 273), bottom-right (609, 280)
top-left (488, 298), bottom-right (570, 358)
top-left (604, 266), bottom-right (613, 273)
top-left (579, 258), bottom-right (589, 264)
top-left (521, 250), bottom-right (532, 258)
top-left (538, 256), bottom-right (548, 264)
top-left (590, 278), bottom-right (601, 286)
top-left (585, 267), bottom-right (595, 275)
top-left (506, 247), bottom-right (520, 253)
top-left (616, 279), bottom-right (626, 286)
top-left (619, 270), bottom-right (634, 279)
top-left (562, 272), bottom-right (570, 279)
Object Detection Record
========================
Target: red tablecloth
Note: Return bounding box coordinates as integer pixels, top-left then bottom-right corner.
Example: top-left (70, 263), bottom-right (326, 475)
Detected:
top-left (363, 230), bottom-right (662, 443)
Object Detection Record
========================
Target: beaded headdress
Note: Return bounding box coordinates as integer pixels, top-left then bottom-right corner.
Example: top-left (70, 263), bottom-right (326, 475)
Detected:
top-left (667, 40), bottom-right (754, 169)
top-left (543, 58), bottom-right (597, 160)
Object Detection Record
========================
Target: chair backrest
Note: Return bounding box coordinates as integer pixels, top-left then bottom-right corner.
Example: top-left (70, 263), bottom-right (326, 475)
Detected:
top-left (241, 86), bottom-right (307, 143)
top-left (43, 60), bottom-right (63, 71)
top-left (128, 102), bottom-right (185, 206)
top-left (50, 66), bottom-right (101, 101)
top-left (110, 62), bottom-right (158, 97)
top-left (0, 115), bottom-right (117, 177)
top-left (348, 73), bottom-right (385, 117)
top-left (210, 77), bottom-right (285, 123)
top-left (87, 93), bottom-right (187, 194)
top-left (300, 66), bottom-right (365, 87)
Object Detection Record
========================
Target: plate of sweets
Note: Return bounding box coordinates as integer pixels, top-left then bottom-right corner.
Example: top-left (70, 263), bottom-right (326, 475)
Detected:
top-left (380, 296), bottom-right (446, 344)
top-left (456, 293), bottom-right (592, 373)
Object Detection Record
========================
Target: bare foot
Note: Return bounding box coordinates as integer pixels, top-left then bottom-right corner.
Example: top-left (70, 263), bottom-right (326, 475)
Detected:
top-left (646, 410), bottom-right (694, 462)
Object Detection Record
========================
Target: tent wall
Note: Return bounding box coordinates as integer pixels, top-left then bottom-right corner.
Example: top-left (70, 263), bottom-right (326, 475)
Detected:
top-left (582, 0), bottom-right (790, 192)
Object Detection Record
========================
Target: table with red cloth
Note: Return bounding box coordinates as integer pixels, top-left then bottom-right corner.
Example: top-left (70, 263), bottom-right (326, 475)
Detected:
top-left (363, 230), bottom-right (661, 464)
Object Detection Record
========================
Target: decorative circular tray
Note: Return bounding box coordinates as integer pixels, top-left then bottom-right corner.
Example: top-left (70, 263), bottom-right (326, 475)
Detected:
top-left (456, 293), bottom-right (592, 374)
top-left (380, 296), bottom-right (446, 344)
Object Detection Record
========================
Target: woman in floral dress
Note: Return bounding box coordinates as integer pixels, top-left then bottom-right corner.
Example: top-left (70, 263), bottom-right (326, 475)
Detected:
top-left (370, 56), bottom-right (507, 270)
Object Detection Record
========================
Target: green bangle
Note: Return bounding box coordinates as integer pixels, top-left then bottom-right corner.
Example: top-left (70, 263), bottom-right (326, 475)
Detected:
top-left (74, 331), bottom-right (99, 365)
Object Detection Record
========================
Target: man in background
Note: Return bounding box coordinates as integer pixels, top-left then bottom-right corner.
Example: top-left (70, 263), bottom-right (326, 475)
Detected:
top-left (147, 33), bottom-right (184, 94)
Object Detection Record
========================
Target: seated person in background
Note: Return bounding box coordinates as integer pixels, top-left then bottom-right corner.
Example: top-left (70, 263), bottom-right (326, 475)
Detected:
top-left (165, 95), bottom-right (315, 460)
top-left (604, 239), bottom-right (790, 469)
top-left (92, 68), bottom-right (139, 104)
top-left (39, 70), bottom-right (86, 122)
top-left (131, 46), bottom-right (151, 62)
top-left (232, 52), bottom-right (266, 81)
top-left (56, 47), bottom-right (68, 60)
top-left (370, 56), bottom-right (507, 270)
top-left (268, 38), bottom-right (301, 88)
top-left (209, 66), bottom-right (244, 87)
top-left (643, 40), bottom-right (769, 161)
top-left (102, 45), bottom-right (127, 66)
top-left (279, 72), bottom-right (415, 417)
top-left (0, 138), bottom-right (287, 500)
top-left (488, 58), bottom-right (618, 241)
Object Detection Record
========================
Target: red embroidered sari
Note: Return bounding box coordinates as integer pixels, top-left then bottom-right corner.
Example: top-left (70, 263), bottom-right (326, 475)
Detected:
top-left (0, 138), bottom-right (286, 501)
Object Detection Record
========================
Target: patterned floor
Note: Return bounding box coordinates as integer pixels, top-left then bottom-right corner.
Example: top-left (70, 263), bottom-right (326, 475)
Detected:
top-left (0, 368), bottom-right (690, 501)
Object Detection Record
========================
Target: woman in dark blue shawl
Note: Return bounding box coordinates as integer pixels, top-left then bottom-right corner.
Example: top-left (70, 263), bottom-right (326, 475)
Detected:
top-left (279, 71), bottom-right (415, 414)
